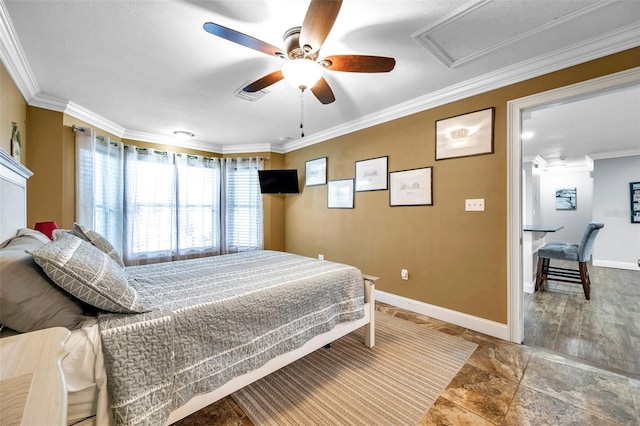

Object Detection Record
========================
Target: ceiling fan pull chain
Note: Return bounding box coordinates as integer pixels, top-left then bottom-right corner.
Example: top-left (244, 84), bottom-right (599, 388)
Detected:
top-left (300, 90), bottom-right (305, 137)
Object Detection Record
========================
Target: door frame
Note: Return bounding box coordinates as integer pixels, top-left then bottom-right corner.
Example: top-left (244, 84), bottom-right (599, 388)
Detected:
top-left (506, 67), bottom-right (640, 343)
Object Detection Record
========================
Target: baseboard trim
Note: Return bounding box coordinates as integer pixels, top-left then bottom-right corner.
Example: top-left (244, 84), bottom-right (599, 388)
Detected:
top-left (523, 283), bottom-right (535, 294)
top-left (376, 290), bottom-right (509, 340)
top-left (593, 259), bottom-right (640, 271)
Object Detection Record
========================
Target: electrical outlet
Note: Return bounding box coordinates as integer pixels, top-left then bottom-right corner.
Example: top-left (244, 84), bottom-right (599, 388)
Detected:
top-left (318, 254), bottom-right (324, 260)
top-left (465, 198), bottom-right (485, 211)
top-left (401, 269), bottom-right (408, 280)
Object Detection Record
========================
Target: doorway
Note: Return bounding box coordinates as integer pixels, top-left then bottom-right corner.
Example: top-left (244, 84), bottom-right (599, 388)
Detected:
top-left (507, 67), bottom-right (640, 345)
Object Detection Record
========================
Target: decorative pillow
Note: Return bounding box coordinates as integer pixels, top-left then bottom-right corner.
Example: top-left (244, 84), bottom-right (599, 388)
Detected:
top-left (71, 223), bottom-right (125, 268)
top-left (0, 230), bottom-right (88, 332)
top-left (28, 232), bottom-right (145, 314)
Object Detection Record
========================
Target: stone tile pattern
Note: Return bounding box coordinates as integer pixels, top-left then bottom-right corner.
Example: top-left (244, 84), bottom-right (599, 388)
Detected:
top-left (174, 302), bottom-right (640, 425)
top-left (524, 261), bottom-right (640, 375)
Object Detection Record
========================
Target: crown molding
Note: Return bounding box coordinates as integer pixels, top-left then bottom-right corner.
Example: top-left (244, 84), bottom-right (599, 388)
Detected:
top-left (29, 92), bottom-right (68, 112)
top-left (120, 130), bottom-right (221, 153)
top-left (282, 22), bottom-right (640, 153)
top-left (120, 131), bottom-right (282, 155)
top-left (0, 0), bottom-right (38, 101)
top-left (64, 101), bottom-right (126, 137)
top-left (589, 149), bottom-right (640, 160)
top-left (221, 143), bottom-right (284, 155)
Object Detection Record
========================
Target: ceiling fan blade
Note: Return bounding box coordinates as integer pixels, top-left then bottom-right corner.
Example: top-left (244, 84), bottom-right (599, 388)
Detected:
top-left (203, 22), bottom-right (284, 58)
top-left (242, 70), bottom-right (284, 92)
top-left (321, 55), bottom-right (396, 72)
top-left (299, 0), bottom-right (343, 54)
top-left (311, 77), bottom-right (335, 104)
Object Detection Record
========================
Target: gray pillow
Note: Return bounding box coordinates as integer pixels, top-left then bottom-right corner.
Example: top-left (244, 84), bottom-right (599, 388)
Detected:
top-left (71, 223), bottom-right (125, 268)
top-left (0, 230), bottom-right (87, 332)
top-left (28, 232), bottom-right (145, 314)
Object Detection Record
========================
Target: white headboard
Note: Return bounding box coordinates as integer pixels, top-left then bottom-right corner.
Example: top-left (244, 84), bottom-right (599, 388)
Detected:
top-left (0, 149), bottom-right (33, 242)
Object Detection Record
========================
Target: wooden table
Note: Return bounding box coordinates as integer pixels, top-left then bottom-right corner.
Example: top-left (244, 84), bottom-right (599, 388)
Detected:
top-left (523, 225), bottom-right (564, 293)
top-left (0, 327), bottom-right (70, 426)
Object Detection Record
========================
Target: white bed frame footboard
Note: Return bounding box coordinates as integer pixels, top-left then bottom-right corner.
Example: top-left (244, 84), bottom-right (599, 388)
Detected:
top-left (166, 274), bottom-right (378, 425)
top-left (0, 152), bottom-right (378, 425)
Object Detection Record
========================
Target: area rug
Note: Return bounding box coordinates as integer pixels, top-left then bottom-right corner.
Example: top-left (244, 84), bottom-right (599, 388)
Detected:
top-left (232, 312), bottom-right (477, 426)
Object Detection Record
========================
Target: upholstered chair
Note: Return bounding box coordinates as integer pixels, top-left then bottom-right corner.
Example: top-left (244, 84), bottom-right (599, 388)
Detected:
top-left (534, 222), bottom-right (605, 300)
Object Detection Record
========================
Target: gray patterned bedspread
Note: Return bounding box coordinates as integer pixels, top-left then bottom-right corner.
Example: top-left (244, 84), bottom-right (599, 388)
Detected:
top-left (98, 250), bottom-right (365, 426)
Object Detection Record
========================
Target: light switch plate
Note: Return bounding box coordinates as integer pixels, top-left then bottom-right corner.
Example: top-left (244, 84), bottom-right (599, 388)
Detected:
top-left (465, 199), bottom-right (485, 211)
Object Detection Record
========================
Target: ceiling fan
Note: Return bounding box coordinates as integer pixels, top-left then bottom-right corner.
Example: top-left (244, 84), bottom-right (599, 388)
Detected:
top-left (203, 0), bottom-right (396, 105)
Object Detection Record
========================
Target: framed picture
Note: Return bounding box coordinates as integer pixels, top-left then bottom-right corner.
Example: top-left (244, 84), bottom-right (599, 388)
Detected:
top-left (555, 187), bottom-right (577, 210)
top-left (389, 167), bottom-right (433, 206)
top-left (10, 122), bottom-right (21, 163)
top-left (630, 182), bottom-right (640, 224)
top-left (327, 178), bottom-right (354, 209)
top-left (305, 157), bottom-right (327, 186)
top-left (435, 107), bottom-right (494, 160)
top-left (355, 156), bottom-right (388, 192)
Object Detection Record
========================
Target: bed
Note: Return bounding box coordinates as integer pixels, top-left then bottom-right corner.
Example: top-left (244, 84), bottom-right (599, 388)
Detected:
top-left (0, 150), bottom-right (377, 426)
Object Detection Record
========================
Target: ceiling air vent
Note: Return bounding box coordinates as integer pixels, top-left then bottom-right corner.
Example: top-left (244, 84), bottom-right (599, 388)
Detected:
top-left (234, 83), bottom-right (270, 101)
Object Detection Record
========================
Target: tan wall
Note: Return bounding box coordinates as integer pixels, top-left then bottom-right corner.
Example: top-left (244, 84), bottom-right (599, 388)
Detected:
top-left (25, 107), bottom-right (75, 229)
top-left (283, 47), bottom-right (640, 324)
top-left (1, 62), bottom-right (27, 161)
top-left (262, 153), bottom-right (285, 251)
top-left (6, 47), bottom-right (638, 324)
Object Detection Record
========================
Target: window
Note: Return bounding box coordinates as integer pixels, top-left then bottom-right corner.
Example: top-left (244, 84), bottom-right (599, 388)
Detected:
top-left (176, 156), bottom-right (221, 255)
top-left (224, 158), bottom-right (263, 253)
top-left (124, 151), bottom-right (177, 261)
top-left (76, 130), bottom-right (264, 265)
top-left (76, 132), bottom-right (124, 255)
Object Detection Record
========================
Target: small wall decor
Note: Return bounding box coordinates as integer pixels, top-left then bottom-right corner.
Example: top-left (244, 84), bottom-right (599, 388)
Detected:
top-left (436, 107), bottom-right (494, 160)
top-left (327, 178), bottom-right (354, 209)
top-left (389, 167), bottom-right (433, 206)
top-left (10, 122), bottom-right (21, 163)
top-left (305, 157), bottom-right (327, 186)
top-left (555, 187), bottom-right (577, 210)
top-left (355, 156), bottom-right (388, 192)
top-left (631, 181), bottom-right (640, 224)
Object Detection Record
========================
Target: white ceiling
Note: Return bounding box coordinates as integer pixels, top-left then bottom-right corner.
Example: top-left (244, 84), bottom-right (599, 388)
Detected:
top-left (1, 0), bottom-right (639, 154)
top-left (522, 84), bottom-right (640, 169)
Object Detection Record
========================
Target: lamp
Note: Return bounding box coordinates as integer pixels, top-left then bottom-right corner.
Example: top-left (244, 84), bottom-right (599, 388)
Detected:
top-left (173, 131), bottom-right (195, 141)
top-left (34, 221), bottom-right (58, 240)
top-left (281, 59), bottom-right (324, 91)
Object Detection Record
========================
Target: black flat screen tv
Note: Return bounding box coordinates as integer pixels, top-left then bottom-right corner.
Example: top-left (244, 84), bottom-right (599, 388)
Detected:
top-left (258, 169), bottom-right (299, 194)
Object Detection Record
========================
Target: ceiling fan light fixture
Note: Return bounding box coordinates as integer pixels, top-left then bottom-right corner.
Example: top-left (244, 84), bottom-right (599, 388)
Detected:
top-left (282, 59), bottom-right (323, 91)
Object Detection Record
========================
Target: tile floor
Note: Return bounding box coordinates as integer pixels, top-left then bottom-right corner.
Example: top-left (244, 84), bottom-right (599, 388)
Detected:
top-left (176, 302), bottom-right (640, 425)
top-left (524, 261), bottom-right (640, 376)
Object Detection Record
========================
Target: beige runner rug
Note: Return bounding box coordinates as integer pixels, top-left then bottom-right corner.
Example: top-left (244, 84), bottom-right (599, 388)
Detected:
top-left (232, 312), bottom-right (477, 426)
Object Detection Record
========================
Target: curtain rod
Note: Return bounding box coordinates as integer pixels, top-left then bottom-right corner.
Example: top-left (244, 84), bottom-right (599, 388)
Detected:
top-left (71, 126), bottom-right (269, 160)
